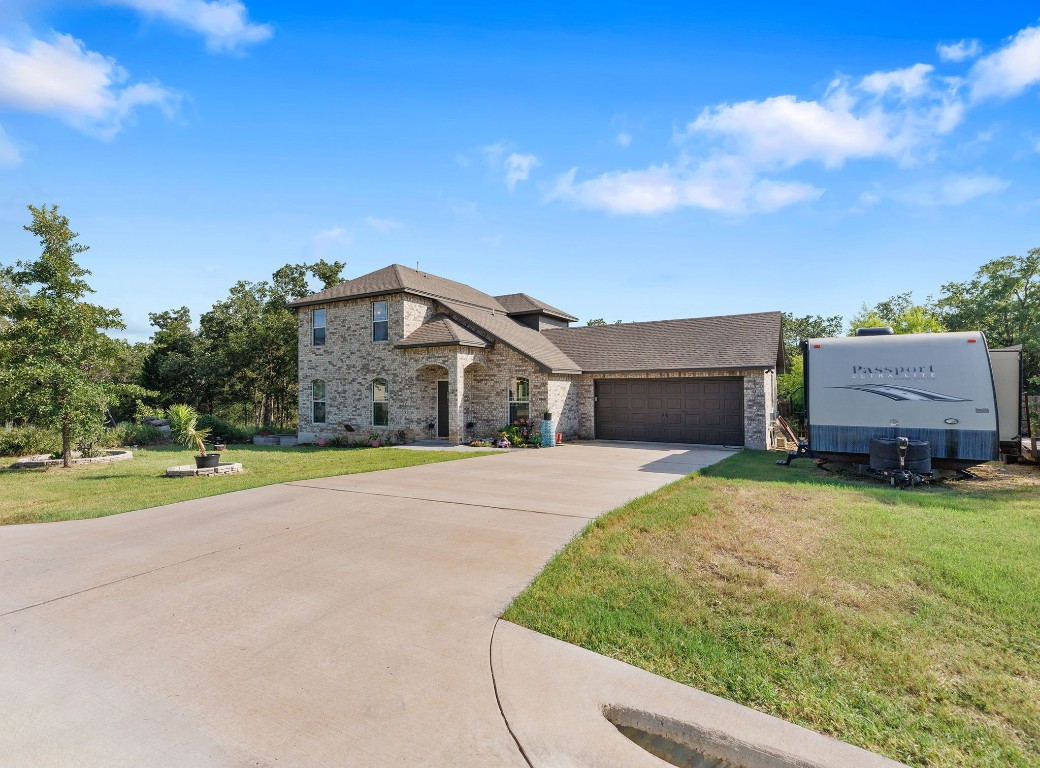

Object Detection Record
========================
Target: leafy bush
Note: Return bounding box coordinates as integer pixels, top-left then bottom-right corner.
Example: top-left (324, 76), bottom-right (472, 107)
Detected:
top-left (168, 404), bottom-right (210, 456)
top-left (196, 414), bottom-right (255, 443)
top-left (100, 422), bottom-right (166, 447)
top-left (499, 418), bottom-right (542, 447)
top-left (0, 426), bottom-right (62, 458)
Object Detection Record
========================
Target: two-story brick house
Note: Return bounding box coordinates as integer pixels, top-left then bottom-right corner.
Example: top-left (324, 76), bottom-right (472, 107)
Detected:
top-left (290, 264), bottom-right (783, 448)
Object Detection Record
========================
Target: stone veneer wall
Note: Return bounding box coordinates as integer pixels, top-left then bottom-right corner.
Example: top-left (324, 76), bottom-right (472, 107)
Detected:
top-left (297, 293), bottom-right (566, 443)
top-left (574, 369), bottom-right (776, 450)
top-left (297, 294), bottom-right (775, 448)
top-left (548, 376), bottom-right (580, 438)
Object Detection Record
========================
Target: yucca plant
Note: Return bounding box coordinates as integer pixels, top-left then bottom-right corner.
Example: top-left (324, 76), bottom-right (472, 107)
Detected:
top-left (167, 404), bottom-right (211, 457)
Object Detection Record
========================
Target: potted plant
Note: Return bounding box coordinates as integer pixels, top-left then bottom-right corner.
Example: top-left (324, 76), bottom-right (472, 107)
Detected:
top-left (168, 404), bottom-right (220, 469)
top-left (369, 430), bottom-right (382, 448)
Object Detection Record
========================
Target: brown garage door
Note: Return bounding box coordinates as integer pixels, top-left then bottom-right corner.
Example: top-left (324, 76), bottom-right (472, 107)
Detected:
top-left (594, 378), bottom-right (744, 445)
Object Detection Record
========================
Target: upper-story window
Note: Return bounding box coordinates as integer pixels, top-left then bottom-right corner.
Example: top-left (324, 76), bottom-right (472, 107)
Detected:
top-left (372, 300), bottom-right (389, 342)
top-left (312, 379), bottom-right (326, 424)
top-left (508, 377), bottom-right (530, 423)
top-left (312, 308), bottom-right (326, 347)
top-left (372, 378), bottom-right (389, 426)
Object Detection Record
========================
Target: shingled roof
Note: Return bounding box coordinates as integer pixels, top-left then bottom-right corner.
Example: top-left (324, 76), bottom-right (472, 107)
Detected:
top-left (492, 293), bottom-right (578, 322)
top-left (288, 264), bottom-right (507, 311)
top-left (439, 301), bottom-right (582, 373)
top-left (542, 312), bottom-right (784, 373)
top-left (290, 264), bottom-right (781, 376)
top-left (395, 315), bottom-right (491, 349)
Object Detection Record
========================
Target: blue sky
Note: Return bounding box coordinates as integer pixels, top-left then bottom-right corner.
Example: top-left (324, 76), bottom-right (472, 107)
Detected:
top-left (1, 2), bottom-right (1039, 342)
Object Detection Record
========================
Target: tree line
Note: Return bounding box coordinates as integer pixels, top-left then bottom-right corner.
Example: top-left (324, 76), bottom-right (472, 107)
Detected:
top-left (2, 204), bottom-right (1039, 464)
top-left (0, 205), bottom-right (342, 464)
top-left (779, 249), bottom-right (1040, 406)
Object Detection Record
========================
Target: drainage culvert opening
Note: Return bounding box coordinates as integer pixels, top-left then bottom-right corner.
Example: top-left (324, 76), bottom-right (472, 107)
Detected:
top-left (603, 705), bottom-right (744, 768)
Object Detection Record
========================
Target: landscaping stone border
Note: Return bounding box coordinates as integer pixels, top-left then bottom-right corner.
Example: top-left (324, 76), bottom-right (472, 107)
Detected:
top-left (12, 449), bottom-right (134, 469)
top-left (166, 462), bottom-right (244, 478)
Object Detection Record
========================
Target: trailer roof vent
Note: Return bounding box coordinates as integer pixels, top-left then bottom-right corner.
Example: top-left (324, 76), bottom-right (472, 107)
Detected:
top-left (855, 327), bottom-right (895, 337)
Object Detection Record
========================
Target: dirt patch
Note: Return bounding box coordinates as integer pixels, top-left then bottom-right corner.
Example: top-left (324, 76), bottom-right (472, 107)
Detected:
top-left (945, 461), bottom-right (1040, 492)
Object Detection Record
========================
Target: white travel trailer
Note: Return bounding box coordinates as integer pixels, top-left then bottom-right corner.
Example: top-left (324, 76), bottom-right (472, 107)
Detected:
top-left (802, 330), bottom-right (1002, 467)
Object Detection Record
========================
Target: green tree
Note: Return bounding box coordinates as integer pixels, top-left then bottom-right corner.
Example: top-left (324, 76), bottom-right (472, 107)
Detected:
top-left (781, 313), bottom-right (843, 359)
top-left (0, 205), bottom-right (146, 466)
top-left (141, 306), bottom-right (200, 408)
top-left (198, 260), bottom-right (345, 427)
top-left (938, 249), bottom-right (1040, 391)
top-left (777, 314), bottom-right (843, 422)
top-left (848, 292), bottom-right (945, 335)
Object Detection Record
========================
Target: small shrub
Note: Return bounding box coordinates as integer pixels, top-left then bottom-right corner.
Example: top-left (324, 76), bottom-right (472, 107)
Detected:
top-left (0, 426), bottom-right (62, 458)
top-left (197, 414), bottom-right (253, 443)
top-left (103, 422), bottom-right (166, 447)
top-left (134, 403), bottom-right (167, 422)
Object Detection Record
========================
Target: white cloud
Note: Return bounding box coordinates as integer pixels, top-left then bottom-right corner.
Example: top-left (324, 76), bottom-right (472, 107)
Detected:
top-left (479, 141), bottom-right (506, 166)
top-left (504, 152), bottom-right (539, 191)
top-left (884, 174), bottom-right (1010, 207)
top-left (107, 0), bottom-right (272, 53)
top-left (856, 189), bottom-right (882, 209)
top-left (860, 63), bottom-right (935, 99)
top-left (689, 92), bottom-right (897, 169)
top-left (547, 21), bottom-right (1040, 218)
top-left (937, 39), bottom-right (981, 63)
top-left (310, 226), bottom-right (352, 257)
top-left (0, 124), bottom-right (21, 166)
top-left (687, 74), bottom-right (963, 171)
top-left (365, 216), bottom-right (403, 232)
top-left (933, 174), bottom-right (1010, 205)
top-left (0, 33), bottom-right (177, 139)
top-left (547, 159), bottom-right (822, 215)
top-left (478, 142), bottom-right (540, 190)
top-left (970, 24), bottom-right (1040, 100)
top-left (615, 131), bottom-right (632, 147)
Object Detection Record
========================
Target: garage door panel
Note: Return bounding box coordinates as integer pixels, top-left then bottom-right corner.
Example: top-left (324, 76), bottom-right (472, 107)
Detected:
top-left (595, 377), bottom-right (744, 445)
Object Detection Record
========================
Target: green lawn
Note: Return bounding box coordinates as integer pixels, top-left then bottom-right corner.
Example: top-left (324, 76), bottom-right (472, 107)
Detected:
top-left (0, 444), bottom-right (490, 525)
top-left (504, 451), bottom-right (1040, 768)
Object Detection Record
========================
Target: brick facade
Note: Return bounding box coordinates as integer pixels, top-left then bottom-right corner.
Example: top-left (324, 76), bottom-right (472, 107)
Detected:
top-left (298, 293), bottom-right (554, 444)
top-left (297, 292), bottom-right (776, 449)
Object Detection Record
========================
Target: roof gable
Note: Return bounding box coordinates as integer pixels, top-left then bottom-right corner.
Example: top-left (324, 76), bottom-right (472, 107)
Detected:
top-left (438, 301), bottom-right (582, 373)
top-left (395, 315), bottom-right (491, 349)
top-left (288, 264), bottom-right (507, 311)
top-left (492, 293), bottom-right (578, 322)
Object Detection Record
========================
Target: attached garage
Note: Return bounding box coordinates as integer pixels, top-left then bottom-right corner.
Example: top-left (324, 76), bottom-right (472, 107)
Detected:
top-left (542, 311), bottom-right (784, 450)
top-left (594, 377), bottom-right (744, 445)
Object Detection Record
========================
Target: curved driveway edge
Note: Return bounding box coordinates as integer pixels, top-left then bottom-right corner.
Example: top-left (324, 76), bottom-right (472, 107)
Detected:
top-left (0, 442), bottom-right (728, 766)
top-left (491, 621), bottom-right (908, 768)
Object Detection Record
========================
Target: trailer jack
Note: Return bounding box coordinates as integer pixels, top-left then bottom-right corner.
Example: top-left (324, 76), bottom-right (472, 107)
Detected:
top-left (776, 441), bottom-right (813, 466)
top-left (868, 437), bottom-right (933, 488)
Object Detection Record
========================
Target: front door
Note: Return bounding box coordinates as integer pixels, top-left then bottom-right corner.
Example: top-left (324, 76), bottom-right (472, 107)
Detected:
top-left (437, 380), bottom-right (449, 438)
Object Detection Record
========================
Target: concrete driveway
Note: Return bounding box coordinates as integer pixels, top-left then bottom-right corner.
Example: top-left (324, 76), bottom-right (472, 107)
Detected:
top-left (0, 441), bottom-right (728, 767)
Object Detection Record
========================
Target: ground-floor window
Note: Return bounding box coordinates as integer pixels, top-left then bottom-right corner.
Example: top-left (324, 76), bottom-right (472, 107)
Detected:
top-left (508, 376), bottom-right (530, 423)
top-left (312, 380), bottom-right (326, 423)
top-left (373, 378), bottom-right (389, 426)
